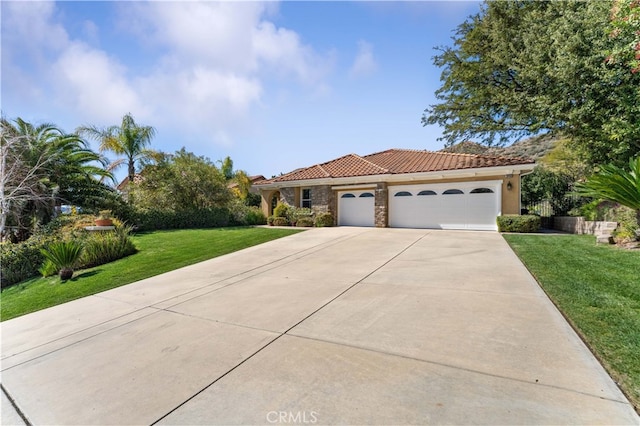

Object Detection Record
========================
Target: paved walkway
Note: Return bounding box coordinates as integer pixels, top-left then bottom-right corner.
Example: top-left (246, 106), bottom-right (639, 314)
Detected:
top-left (1, 228), bottom-right (638, 425)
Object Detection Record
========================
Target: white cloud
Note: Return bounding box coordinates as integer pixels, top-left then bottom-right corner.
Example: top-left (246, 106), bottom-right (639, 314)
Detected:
top-left (2, 1), bottom-right (334, 148)
top-left (51, 42), bottom-right (148, 123)
top-left (113, 1), bottom-right (335, 144)
top-left (349, 40), bottom-right (377, 79)
top-left (2, 1), bottom-right (69, 55)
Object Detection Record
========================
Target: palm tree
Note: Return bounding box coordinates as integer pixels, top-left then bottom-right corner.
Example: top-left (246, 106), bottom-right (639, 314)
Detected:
top-left (78, 113), bottom-right (156, 184)
top-left (575, 156), bottom-right (640, 226)
top-left (1, 117), bottom-right (112, 239)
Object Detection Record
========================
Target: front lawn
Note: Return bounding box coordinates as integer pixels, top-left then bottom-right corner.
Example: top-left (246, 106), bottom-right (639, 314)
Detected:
top-left (503, 234), bottom-right (640, 411)
top-left (1, 227), bottom-right (302, 321)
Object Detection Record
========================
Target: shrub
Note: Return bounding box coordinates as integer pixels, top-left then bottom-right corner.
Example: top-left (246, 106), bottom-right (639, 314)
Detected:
top-left (39, 260), bottom-right (57, 278)
top-left (244, 192), bottom-right (262, 208)
top-left (134, 208), bottom-right (231, 230)
top-left (497, 215), bottom-right (541, 233)
top-left (315, 212), bottom-right (334, 227)
top-left (245, 207), bottom-right (267, 225)
top-left (227, 201), bottom-right (267, 226)
top-left (288, 207), bottom-right (313, 225)
top-left (610, 206), bottom-right (640, 242)
top-left (1, 235), bottom-right (56, 288)
top-left (40, 241), bottom-right (84, 281)
top-left (273, 203), bottom-right (290, 218)
top-left (272, 217), bottom-right (289, 226)
top-left (267, 216), bottom-right (275, 226)
top-left (80, 226), bottom-right (137, 268)
top-left (296, 217), bottom-right (314, 227)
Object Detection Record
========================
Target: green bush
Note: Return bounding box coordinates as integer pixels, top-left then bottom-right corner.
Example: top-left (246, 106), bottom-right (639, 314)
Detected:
top-left (227, 201), bottom-right (267, 226)
top-left (39, 260), bottom-right (57, 278)
top-left (245, 207), bottom-right (267, 225)
top-left (273, 203), bottom-right (290, 218)
top-left (244, 192), bottom-right (262, 208)
top-left (80, 226), bottom-right (137, 268)
top-left (267, 216), bottom-right (275, 226)
top-left (314, 212), bottom-right (334, 227)
top-left (40, 241), bottom-right (84, 281)
top-left (134, 208), bottom-right (231, 230)
top-left (295, 217), bottom-right (314, 227)
top-left (610, 206), bottom-right (639, 242)
top-left (1, 235), bottom-right (56, 288)
top-left (497, 215), bottom-right (541, 233)
top-left (272, 217), bottom-right (289, 226)
top-left (287, 207), bottom-right (313, 225)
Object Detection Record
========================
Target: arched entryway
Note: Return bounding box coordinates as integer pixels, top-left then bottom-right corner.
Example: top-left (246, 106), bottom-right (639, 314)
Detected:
top-left (268, 191), bottom-right (281, 216)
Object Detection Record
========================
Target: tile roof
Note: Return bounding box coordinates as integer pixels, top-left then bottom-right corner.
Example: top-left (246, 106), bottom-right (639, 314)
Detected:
top-left (258, 149), bottom-right (534, 184)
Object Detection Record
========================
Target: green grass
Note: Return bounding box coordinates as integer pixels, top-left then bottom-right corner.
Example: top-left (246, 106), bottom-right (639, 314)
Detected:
top-left (503, 234), bottom-right (640, 411)
top-left (1, 227), bottom-right (302, 322)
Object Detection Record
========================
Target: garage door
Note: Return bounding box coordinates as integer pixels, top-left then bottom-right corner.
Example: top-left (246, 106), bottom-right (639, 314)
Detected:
top-left (389, 182), bottom-right (501, 230)
top-left (338, 190), bottom-right (375, 227)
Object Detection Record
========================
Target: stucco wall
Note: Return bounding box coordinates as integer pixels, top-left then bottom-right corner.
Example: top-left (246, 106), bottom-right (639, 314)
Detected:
top-left (502, 178), bottom-right (521, 215)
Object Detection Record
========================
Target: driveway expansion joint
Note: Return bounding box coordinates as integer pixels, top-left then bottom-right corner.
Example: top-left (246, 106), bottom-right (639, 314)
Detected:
top-left (283, 333), bottom-right (631, 406)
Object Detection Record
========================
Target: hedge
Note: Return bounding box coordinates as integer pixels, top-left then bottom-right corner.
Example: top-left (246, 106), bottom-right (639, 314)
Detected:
top-left (497, 215), bottom-right (541, 233)
top-left (134, 207), bottom-right (231, 230)
top-left (1, 235), bottom-right (56, 288)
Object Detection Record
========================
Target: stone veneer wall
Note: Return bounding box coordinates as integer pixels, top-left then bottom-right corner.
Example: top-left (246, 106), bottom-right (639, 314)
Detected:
top-left (279, 187), bottom-right (295, 206)
top-left (374, 183), bottom-right (388, 228)
top-left (310, 185), bottom-right (333, 215)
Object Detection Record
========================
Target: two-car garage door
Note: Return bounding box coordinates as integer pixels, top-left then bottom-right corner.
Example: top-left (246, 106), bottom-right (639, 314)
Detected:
top-left (338, 181), bottom-right (501, 231)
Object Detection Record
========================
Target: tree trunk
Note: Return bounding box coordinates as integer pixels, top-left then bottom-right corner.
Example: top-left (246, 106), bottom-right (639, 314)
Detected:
top-left (128, 160), bottom-right (135, 184)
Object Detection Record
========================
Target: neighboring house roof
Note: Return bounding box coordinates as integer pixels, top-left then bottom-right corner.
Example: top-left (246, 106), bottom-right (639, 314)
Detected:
top-left (257, 149), bottom-right (535, 185)
top-left (116, 176), bottom-right (131, 192)
top-left (227, 175), bottom-right (266, 189)
top-left (116, 174), bottom-right (142, 192)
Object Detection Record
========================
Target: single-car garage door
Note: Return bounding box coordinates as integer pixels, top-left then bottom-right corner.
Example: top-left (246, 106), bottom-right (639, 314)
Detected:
top-left (338, 190), bottom-right (375, 227)
top-left (389, 181), bottom-right (501, 231)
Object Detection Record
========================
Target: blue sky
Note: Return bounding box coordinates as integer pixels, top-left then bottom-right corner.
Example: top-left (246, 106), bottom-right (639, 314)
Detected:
top-left (2, 1), bottom-right (481, 182)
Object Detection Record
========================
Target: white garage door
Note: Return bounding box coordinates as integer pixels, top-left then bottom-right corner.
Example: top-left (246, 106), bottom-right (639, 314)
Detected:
top-left (389, 182), bottom-right (501, 231)
top-left (338, 190), bottom-right (375, 227)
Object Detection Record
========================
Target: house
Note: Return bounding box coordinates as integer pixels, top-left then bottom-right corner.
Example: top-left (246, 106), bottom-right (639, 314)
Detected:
top-left (255, 149), bottom-right (536, 231)
top-left (228, 175), bottom-right (266, 195)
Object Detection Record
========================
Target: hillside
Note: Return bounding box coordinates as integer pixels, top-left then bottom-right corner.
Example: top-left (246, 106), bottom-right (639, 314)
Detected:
top-left (440, 134), bottom-right (557, 160)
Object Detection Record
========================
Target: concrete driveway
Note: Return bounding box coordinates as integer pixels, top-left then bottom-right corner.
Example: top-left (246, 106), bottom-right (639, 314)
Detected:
top-left (1, 228), bottom-right (638, 425)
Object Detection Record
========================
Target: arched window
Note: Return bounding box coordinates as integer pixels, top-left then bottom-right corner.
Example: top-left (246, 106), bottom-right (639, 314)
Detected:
top-left (341, 193), bottom-right (356, 198)
top-left (359, 192), bottom-right (374, 198)
top-left (443, 189), bottom-right (464, 195)
top-left (394, 191), bottom-right (412, 197)
top-left (470, 188), bottom-right (494, 194)
top-left (417, 190), bottom-right (437, 196)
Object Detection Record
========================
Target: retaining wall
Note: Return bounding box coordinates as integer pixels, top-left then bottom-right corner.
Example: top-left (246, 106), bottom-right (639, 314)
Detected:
top-left (553, 216), bottom-right (617, 242)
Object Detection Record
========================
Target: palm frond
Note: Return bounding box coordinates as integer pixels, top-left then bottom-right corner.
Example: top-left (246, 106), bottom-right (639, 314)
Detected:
top-left (575, 156), bottom-right (640, 211)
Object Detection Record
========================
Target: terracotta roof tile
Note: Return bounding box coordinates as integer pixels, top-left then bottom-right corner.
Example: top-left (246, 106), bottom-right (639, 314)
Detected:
top-left (257, 148), bottom-right (534, 184)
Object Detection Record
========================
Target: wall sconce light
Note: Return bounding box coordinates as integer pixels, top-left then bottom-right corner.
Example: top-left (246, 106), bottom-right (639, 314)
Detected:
top-left (506, 181), bottom-right (513, 191)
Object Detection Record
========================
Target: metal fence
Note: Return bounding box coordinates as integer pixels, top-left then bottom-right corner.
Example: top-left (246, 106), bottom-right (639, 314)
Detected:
top-left (523, 193), bottom-right (585, 229)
